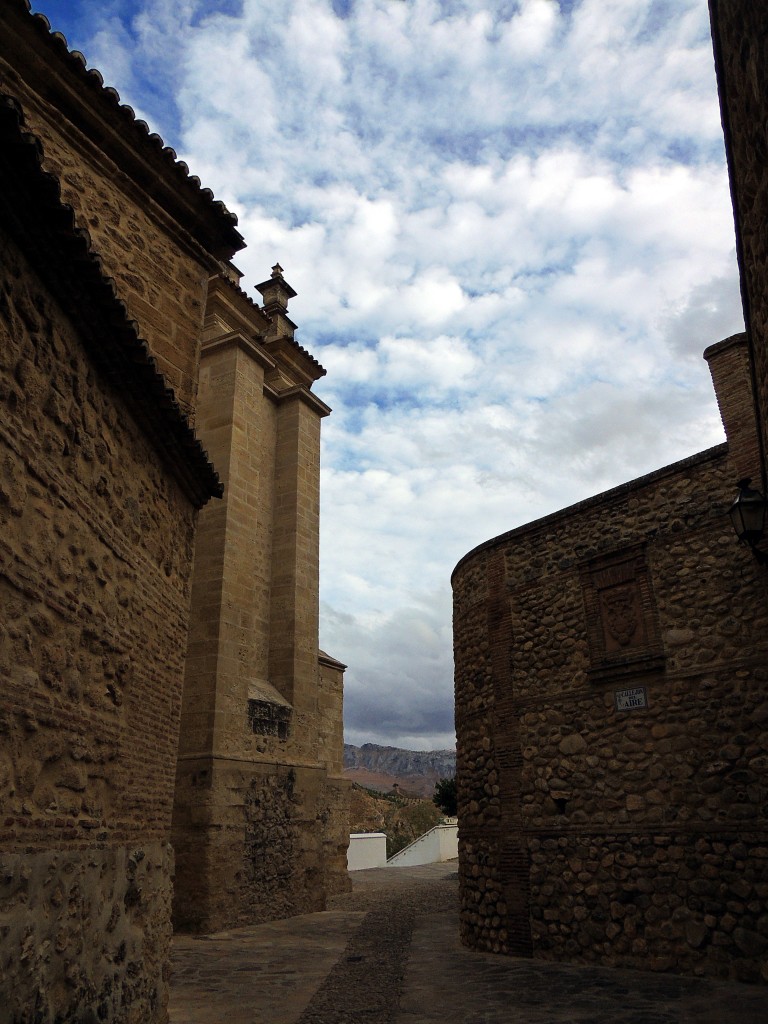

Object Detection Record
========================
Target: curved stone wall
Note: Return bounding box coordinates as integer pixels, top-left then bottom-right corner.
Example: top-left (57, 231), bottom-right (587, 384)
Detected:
top-left (454, 445), bottom-right (768, 981)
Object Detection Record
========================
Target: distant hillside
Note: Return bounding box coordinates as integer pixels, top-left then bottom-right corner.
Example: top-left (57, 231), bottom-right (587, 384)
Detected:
top-left (349, 783), bottom-right (444, 857)
top-left (344, 743), bottom-right (456, 798)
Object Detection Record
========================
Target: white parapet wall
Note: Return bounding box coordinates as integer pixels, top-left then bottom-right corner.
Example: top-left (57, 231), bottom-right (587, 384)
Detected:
top-left (386, 822), bottom-right (459, 868)
top-left (347, 832), bottom-right (388, 871)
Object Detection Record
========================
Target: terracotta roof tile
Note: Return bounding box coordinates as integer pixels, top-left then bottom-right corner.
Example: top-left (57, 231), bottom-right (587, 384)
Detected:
top-left (12, 0), bottom-right (243, 256)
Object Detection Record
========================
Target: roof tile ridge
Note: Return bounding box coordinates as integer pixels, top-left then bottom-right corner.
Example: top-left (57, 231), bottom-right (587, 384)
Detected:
top-left (221, 273), bottom-right (265, 314)
top-left (287, 335), bottom-right (326, 375)
top-left (21, 1), bottom-right (239, 231)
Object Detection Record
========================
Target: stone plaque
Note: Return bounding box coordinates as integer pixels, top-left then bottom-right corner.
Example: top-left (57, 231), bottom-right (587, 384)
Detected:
top-left (615, 686), bottom-right (648, 712)
top-left (599, 581), bottom-right (644, 652)
top-left (579, 544), bottom-right (665, 681)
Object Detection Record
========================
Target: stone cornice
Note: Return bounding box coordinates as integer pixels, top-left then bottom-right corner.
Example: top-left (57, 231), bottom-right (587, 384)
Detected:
top-left (318, 650), bottom-right (348, 670)
top-left (201, 330), bottom-right (275, 371)
top-left (205, 275), bottom-right (273, 338)
top-left (263, 382), bottom-right (332, 417)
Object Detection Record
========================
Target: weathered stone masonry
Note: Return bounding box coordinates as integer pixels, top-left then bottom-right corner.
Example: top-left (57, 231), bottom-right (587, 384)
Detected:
top-left (171, 269), bottom-right (350, 933)
top-left (0, 3), bottom-right (349, 1021)
top-left (710, 0), bottom-right (768, 483)
top-left (453, 335), bottom-right (768, 981)
top-left (0, 9), bottom-right (242, 421)
top-left (0, 88), bottom-right (224, 1022)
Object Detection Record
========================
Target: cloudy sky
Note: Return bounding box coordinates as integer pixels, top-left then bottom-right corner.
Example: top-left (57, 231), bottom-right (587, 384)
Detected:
top-left (33, 0), bottom-right (743, 751)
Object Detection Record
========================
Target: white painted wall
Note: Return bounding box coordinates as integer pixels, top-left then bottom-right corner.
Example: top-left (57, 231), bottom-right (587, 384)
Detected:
top-left (386, 823), bottom-right (459, 868)
top-left (347, 832), bottom-right (388, 871)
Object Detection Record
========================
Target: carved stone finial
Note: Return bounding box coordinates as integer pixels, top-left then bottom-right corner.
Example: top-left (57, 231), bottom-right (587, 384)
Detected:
top-left (255, 263), bottom-right (297, 310)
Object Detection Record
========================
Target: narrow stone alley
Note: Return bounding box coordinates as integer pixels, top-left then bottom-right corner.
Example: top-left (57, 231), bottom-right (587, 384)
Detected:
top-left (169, 863), bottom-right (767, 1024)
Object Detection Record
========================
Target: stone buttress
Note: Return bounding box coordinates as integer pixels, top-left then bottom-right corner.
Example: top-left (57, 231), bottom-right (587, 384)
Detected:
top-left (171, 265), bottom-right (350, 932)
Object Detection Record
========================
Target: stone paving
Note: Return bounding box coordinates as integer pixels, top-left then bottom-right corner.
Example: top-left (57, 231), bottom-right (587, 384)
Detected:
top-left (169, 863), bottom-right (767, 1024)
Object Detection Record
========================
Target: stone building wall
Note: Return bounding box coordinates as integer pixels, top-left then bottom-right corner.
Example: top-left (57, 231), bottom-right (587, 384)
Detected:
top-left (0, 2), bottom-right (242, 418)
top-left (1, 11), bottom-right (350, 998)
top-left (319, 652), bottom-right (354, 894)
top-left (709, 2), bottom-right (768, 483)
top-left (0, 95), bottom-right (221, 1021)
top-left (455, 443), bottom-right (768, 980)
top-left (453, 334), bottom-right (768, 982)
top-left (171, 272), bottom-right (350, 933)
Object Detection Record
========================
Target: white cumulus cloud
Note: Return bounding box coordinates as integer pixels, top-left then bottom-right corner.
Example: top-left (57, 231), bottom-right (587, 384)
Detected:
top-left (37, 0), bottom-right (744, 751)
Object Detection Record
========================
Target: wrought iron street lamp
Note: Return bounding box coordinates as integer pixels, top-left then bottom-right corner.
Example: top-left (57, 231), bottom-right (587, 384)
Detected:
top-left (729, 478), bottom-right (768, 564)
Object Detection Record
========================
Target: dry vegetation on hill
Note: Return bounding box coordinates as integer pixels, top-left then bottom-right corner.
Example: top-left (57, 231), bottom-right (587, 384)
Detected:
top-left (349, 783), bottom-right (444, 858)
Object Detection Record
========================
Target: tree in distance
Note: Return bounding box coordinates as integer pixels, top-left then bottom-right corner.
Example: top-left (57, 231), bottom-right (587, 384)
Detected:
top-left (432, 776), bottom-right (457, 816)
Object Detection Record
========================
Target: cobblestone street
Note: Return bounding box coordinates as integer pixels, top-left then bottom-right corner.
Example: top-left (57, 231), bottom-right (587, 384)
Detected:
top-left (169, 864), bottom-right (767, 1024)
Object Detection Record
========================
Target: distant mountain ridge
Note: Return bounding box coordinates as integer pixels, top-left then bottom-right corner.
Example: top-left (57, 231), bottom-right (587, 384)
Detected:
top-left (343, 743), bottom-right (455, 797)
